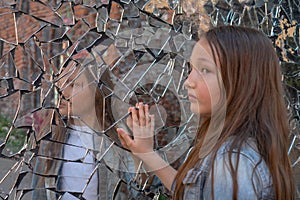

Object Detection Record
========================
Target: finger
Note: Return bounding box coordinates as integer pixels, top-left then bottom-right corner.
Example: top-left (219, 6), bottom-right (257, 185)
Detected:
top-left (117, 128), bottom-right (127, 148)
top-left (127, 116), bottom-right (133, 130)
top-left (141, 114), bottom-right (155, 139)
top-left (119, 136), bottom-right (128, 149)
top-left (117, 128), bottom-right (134, 149)
top-left (127, 107), bottom-right (133, 130)
top-left (131, 106), bottom-right (139, 127)
top-left (144, 104), bottom-right (151, 126)
top-left (138, 102), bottom-right (146, 127)
top-left (150, 114), bottom-right (155, 136)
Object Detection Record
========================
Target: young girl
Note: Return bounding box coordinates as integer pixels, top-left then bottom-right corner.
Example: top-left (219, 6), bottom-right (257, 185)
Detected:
top-left (117, 26), bottom-right (296, 199)
top-left (31, 62), bottom-right (120, 199)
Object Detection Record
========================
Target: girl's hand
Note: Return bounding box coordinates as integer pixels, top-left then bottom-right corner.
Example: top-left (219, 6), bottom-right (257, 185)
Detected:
top-left (118, 103), bottom-right (177, 190)
top-left (117, 102), bottom-right (155, 158)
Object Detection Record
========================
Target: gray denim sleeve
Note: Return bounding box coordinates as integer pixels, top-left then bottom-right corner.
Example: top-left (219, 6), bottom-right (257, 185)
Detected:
top-left (203, 152), bottom-right (264, 200)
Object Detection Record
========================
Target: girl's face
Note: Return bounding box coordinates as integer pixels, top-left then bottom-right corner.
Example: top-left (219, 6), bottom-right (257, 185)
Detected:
top-left (59, 68), bottom-right (96, 121)
top-left (70, 72), bottom-right (96, 119)
top-left (184, 38), bottom-right (221, 116)
top-left (58, 67), bottom-right (78, 117)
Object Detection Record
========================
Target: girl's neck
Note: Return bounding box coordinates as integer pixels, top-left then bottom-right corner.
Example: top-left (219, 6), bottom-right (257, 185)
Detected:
top-left (69, 116), bottom-right (101, 132)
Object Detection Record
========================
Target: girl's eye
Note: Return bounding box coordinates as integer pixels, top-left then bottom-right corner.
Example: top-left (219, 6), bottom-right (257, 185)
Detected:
top-left (187, 63), bottom-right (192, 74)
top-left (200, 68), bottom-right (209, 74)
top-left (73, 82), bottom-right (79, 87)
top-left (67, 81), bottom-right (74, 87)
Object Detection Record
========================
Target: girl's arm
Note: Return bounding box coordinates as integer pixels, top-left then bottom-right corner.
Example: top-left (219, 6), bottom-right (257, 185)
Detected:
top-left (117, 103), bottom-right (177, 191)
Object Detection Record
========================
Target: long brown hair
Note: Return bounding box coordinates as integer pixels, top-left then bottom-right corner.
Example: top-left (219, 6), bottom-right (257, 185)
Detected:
top-left (174, 26), bottom-right (296, 199)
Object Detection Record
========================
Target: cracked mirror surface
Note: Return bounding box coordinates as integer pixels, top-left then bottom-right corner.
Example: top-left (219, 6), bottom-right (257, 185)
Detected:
top-left (0, 0), bottom-right (299, 199)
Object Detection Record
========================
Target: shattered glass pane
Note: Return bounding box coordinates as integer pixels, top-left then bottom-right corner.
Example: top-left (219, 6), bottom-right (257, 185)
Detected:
top-left (17, 14), bottom-right (45, 44)
top-left (74, 4), bottom-right (97, 20)
top-left (56, 2), bottom-right (75, 25)
top-left (96, 7), bottom-right (108, 33)
top-left (110, 1), bottom-right (124, 22)
top-left (0, 0), bottom-right (299, 199)
top-left (123, 2), bottom-right (140, 18)
top-left (39, 0), bottom-right (62, 11)
top-left (35, 26), bottom-right (67, 42)
top-left (0, 12), bottom-right (17, 45)
top-left (17, 1), bottom-right (64, 26)
top-left (66, 20), bottom-right (90, 43)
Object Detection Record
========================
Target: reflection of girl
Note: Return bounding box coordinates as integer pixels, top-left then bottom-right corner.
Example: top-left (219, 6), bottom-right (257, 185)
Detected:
top-left (32, 62), bottom-right (118, 199)
top-left (57, 64), bottom-right (100, 199)
top-left (117, 26), bottom-right (296, 199)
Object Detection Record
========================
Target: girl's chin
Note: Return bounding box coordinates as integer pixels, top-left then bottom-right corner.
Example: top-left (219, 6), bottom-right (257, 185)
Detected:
top-left (189, 104), bottom-right (200, 114)
top-left (58, 108), bottom-right (68, 116)
top-left (190, 105), bottom-right (211, 116)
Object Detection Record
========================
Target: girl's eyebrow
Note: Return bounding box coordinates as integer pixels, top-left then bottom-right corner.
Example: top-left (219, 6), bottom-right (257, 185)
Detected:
top-left (197, 57), bottom-right (214, 63)
top-left (190, 57), bottom-right (217, 68)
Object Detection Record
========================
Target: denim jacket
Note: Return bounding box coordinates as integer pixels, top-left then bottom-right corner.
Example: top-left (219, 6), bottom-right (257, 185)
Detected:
top-left (174, 138), bottom-right (274, 199)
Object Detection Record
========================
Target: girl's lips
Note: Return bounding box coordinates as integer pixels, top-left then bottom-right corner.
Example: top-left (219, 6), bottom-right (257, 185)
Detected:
top-left (59, 103), bottom-right (69, 108)
top-left (59, 104), bottom-right (65, 108)
top-left (188, 94), bottom-right (197, 101)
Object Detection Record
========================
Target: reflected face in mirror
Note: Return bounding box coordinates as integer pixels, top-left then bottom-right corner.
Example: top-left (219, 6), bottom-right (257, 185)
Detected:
top-left (184, 38), bottom-right (221, 116)
top-left (70, 72), bottom-right (96, 120)
top-left (57, 66), bottom-right (78, 117)
top-left (57, 64), bottom-right (102, 130)
top-left (57, 67), bottom-right (96, 122)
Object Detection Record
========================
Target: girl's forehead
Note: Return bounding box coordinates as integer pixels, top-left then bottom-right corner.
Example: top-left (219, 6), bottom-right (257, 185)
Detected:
top-left (190, 39), bottom-right (217, 66)
top-left (57, 67), bottom-right (85, 88)
top-left (72, 69), bottom-right (97, 86)
top-left (68, 70), bottom-right (80, 81)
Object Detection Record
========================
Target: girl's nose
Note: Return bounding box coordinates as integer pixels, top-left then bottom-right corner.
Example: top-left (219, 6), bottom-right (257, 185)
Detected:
top-left (61, 84), bottom-right (72, 100)
top-left (184, 73), bottom-right (195, 89)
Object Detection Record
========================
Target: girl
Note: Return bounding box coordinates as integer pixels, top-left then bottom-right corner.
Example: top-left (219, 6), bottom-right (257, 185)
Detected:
top-left (32, 62), bottom-right (120, 199)
top-left (117, 26), bottom-right (296, 199)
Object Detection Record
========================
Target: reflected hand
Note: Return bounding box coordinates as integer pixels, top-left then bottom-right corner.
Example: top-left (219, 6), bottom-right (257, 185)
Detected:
top-left (117, 102), bottom-right (155, 157)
